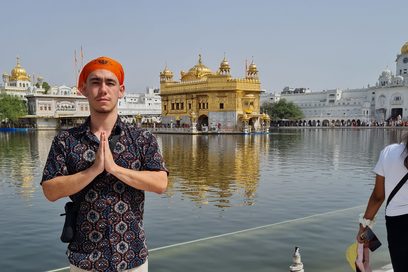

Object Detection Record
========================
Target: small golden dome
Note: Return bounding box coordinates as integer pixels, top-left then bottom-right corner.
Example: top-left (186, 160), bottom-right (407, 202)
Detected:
top-left (181, 54), bottom-right (214, 81)
top-left (10, 57), bottom-right (30, 81)
top-left (218, 55), bottom-right (231, 75)
top-left (401, 42), bottom-right (408, 54)
top-left (261, 113), bottom-right (270, 120)
top-left (220, 57), bottom-right (230, 70)
top-left (160, 65), bottom-right (173, 82)
top-left (248, 61), bottom-right (258, 73)
top-left (162, 66), bottom-right (173, 77)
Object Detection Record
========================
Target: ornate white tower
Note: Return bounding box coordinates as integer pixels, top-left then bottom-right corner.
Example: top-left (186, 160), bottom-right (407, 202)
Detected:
top-left (396, 42), bottom-right (408, 82)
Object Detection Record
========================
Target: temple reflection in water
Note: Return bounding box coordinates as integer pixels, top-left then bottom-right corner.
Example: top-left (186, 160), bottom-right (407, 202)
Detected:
top-left (0, 132), bottom-right (35, 200)
top-left (1, 130), bottom-right (270, 207)
top-left (158, 134), bottom-right (270, 208)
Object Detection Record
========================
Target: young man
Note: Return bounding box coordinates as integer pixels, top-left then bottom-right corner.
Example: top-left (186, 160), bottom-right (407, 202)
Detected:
top-left (41, 56), bottom-right (168, 272)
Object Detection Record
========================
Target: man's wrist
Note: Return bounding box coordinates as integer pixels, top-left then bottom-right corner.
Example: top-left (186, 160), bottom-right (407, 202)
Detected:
top-left (85, 165), bottom-right (102, 179)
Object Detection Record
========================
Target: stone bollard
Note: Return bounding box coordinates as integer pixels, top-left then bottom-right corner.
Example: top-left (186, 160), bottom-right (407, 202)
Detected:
top-left (289, 246), bottom-right (304, 272)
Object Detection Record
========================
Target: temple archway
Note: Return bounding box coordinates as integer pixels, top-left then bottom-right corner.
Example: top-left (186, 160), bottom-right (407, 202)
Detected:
top-left (197, 115), bottom-right (208, 131)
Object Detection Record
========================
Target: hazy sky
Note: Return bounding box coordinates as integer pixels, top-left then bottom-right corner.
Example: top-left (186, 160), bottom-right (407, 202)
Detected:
top-left (1, 0), bottom-right (407, 93)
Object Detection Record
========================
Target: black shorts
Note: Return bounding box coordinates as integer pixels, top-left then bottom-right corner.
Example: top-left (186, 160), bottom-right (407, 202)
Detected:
top-left (386, 213), bottom-right (408, 272)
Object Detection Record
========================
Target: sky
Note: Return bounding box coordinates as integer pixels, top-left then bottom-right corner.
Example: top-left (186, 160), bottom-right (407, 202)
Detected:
top-left (1, 0), bottom-right (407, 93)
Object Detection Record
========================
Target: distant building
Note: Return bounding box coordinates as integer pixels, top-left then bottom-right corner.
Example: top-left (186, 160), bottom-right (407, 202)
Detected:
top-left (160, 55), bottom-right (269, 132)
top-left (23, 85), bottom-right (163, 129)
top-left (118, 87), bottom-right (162, 124)
top-left (263, 41), bottom-right (408, 126)
top-left (25, 86), bottom-right (89, 129)
top-left (1, 57), bottom-right (45, 99)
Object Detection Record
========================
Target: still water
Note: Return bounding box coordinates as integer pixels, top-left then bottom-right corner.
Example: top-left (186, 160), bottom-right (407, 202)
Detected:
top-left (0, 128), bottom-right (404, 271)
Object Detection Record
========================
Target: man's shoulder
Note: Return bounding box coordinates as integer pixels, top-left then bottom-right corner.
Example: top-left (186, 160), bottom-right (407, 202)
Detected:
top-left (53, 124), bottom-right (85, 142)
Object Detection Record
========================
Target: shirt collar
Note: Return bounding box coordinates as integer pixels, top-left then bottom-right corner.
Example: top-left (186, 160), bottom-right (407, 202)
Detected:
top-left (75, 115), bottom-right (125, 138)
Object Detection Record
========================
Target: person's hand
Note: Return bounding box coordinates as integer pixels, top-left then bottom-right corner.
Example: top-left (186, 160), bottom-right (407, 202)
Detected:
top-left (91, 131), bottom-right (105, 175)
top-left (103, 131), bottom-right (117, 173)
top-left (356, 224), bottom-right (366, 243)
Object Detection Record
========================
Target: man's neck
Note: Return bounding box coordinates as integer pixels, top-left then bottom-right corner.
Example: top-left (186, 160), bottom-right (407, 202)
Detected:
top-left (89, 111), bottom-right (118, 137)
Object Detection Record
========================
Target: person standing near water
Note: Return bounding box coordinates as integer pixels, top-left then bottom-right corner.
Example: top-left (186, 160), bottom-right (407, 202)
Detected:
top-left (357, 134), bottom-right (408, 271)
top-left (41, 56), bottom-right (168, 272)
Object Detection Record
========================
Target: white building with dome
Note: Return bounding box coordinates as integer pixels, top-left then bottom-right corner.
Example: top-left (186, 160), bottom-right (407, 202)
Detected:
top-left (262, 42), bottom-right (408, 126)
top-left (1, 57), bottom-right (45, 99)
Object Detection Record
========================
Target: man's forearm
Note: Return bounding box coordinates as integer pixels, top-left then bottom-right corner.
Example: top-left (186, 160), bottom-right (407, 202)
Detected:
top-left (111, 166), bottom-right (168, 194)
top-left (41, 167), bottom-right (100, 202)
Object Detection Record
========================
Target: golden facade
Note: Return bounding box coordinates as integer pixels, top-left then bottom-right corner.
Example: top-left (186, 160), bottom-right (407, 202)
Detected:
top-left (159, 55), bottom-right (269, 132)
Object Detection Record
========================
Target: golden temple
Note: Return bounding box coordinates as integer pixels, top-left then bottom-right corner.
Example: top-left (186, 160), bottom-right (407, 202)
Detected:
top-left (159, 55), bottom-right (270, 133)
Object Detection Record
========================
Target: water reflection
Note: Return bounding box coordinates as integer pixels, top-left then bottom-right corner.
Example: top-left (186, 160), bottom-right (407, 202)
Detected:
top-left (0, 132), bottom-right (36, 199)
top-left (2, 128), bottom-right (406, 207)
top-left (0, 130), bottom-right (56, 200)
top-left (159, 134), bottom-right (271, 208)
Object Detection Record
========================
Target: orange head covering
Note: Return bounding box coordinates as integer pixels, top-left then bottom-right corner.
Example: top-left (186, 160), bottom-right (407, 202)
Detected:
top-left (78, 56), bottom-right (124, 89)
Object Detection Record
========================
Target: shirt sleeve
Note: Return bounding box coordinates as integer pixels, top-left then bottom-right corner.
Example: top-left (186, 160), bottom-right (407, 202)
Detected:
top-left (140, 130), bottom-right (169, 174)
top-left (41, 135), bottom-right (69, 184)
top-left (373, 147), bottom-right (386, 177)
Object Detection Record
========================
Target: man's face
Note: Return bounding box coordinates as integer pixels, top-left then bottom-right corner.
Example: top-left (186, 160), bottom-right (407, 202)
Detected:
top-left (80, 69), bottom-right (125, 114)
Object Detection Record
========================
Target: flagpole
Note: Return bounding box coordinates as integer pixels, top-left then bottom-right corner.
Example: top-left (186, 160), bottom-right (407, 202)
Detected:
top-left (80, 46), bottom-right (84, 70)
top-left (74, 50), bottom-right (78, 87)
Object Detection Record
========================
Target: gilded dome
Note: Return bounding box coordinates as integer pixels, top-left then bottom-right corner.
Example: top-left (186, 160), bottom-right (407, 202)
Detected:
top-left (401, 42), bottom-right (408, 54)
top-left (161, 66), bottom-right (173, 77)
top-left (160, 65), bottom-right (174, 82)
top-left (248, 61), bottom-right (258, 73)
top-left (181, 54), bottom-right (214, 81)
top-left (10, 57), bottom-right (30, 81)
top-left (220, 57), bottom-right (230, 70)
top-left (218, 56), bottom-right (231, 75)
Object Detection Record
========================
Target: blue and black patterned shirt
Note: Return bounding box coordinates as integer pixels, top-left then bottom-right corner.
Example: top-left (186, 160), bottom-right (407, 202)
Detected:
top-left (42, 116), bottom-right (168, 271)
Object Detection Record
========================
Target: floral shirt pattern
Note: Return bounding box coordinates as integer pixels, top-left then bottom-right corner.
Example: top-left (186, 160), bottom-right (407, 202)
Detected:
top-left (42, 117), bottom-right (168, 271)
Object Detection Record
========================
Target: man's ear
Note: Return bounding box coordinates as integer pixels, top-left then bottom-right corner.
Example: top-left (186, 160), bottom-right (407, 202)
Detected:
top-left (119, 85), bottom-right (125, 98)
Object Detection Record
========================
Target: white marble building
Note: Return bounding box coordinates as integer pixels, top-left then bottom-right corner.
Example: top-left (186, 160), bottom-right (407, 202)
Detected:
top-left (262, 42), bottom-right (408, 126)
top-left (24, 86), bottom-right (162, 129)
top-left (118, 87), bottom-right (162, 123)
top-left (25, 86), bottom-right (89, 129)
top-left (1, 57), bottom-right (45, 99)
top-left (1, 57), bottom-right (163, 128)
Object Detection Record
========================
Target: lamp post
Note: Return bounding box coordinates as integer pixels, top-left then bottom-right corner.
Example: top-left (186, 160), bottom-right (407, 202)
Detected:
top-left (189, 111), bottom-right (198, 133)
top-left (261, 113), bottom-right (271, 133)
top-left (242, 113), bottom-right (250, 134)
top-left (135, 113), bottom-right (142, 128)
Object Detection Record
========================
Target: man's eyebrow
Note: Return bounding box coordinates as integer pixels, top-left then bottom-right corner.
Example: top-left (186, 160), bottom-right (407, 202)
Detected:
top-left (106, 78), bottom-right (118, 84)
top-left (88, 76), bottom-right (102, 81)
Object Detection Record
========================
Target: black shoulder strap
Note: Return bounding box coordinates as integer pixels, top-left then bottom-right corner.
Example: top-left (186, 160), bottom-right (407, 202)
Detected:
top-left (386, 171), bottom-right (408, 209)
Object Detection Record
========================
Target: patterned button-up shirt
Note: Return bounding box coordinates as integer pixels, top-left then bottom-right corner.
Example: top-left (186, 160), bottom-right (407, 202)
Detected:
top-left (42, 117), bottom-right (168, 271)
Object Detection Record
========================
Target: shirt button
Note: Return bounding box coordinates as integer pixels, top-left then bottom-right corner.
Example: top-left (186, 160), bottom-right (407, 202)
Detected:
top-left (106, 199), bottom-right (112, 205)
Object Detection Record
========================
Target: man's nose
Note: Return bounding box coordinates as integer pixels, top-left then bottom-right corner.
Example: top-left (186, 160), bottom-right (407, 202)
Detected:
top-left (99, 82), bottom-right (108, 94)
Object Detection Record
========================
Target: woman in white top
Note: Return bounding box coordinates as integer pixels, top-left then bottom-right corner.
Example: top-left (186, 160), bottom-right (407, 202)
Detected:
top-left (357, 141), bottom-right (408, 271)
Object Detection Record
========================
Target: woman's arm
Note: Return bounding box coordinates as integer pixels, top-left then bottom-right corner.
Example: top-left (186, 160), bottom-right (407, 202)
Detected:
top-left (356, 174), bottom-right (385, 242)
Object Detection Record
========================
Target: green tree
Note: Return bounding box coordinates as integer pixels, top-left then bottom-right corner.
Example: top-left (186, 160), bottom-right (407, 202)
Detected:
top-left (261, 99), bottom-right (304, 120)
top-left (0, 94), bottom-right (28, 125)
top-left (35, 81), bottom-right (51, 94)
